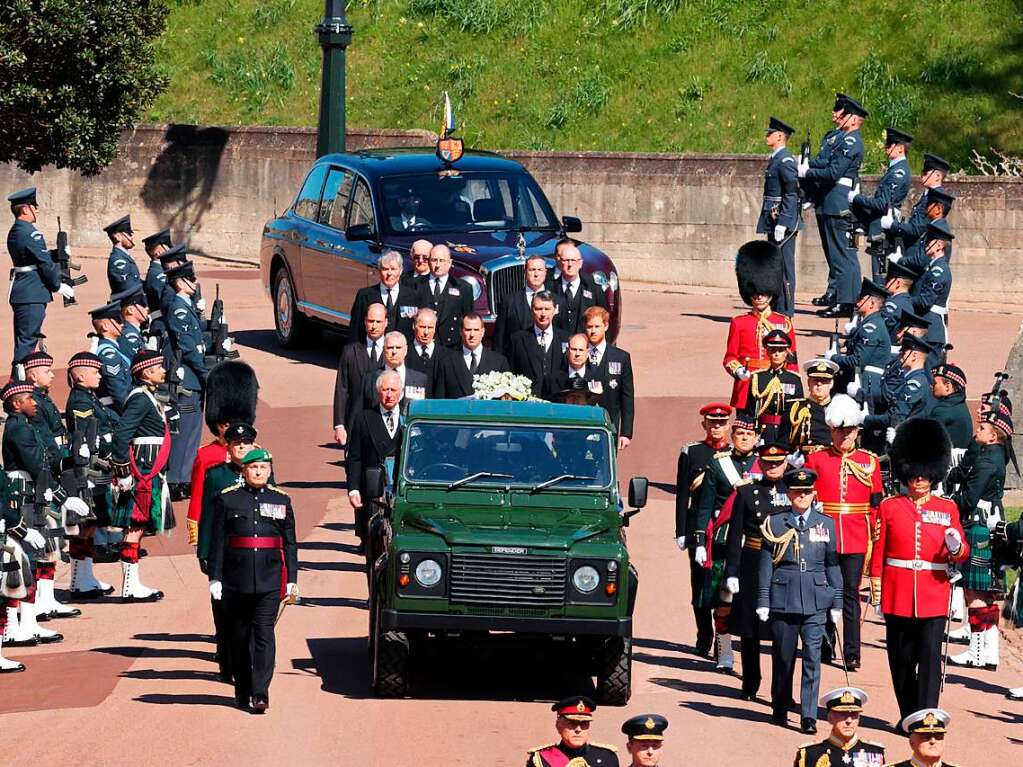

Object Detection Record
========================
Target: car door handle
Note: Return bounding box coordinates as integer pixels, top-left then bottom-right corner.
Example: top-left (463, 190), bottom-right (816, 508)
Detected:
top-left (316, 239), bottom-right (351, 254)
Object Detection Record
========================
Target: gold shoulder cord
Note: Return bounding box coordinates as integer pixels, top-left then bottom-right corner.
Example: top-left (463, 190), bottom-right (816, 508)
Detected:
top-left (761, 516), bottom-right (799, 565)
top-left (754, 374), bottom-right (785, 419)
top-left (814, 753), bottom-right (831, 767)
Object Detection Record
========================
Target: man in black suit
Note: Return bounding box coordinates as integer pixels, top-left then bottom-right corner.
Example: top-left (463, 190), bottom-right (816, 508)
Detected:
top-left (584, 305), bottom-right (635, 450)
top-left (493, 254), bottom-right (549, 356)
top-left (346, 370), bottom-right (403, 548)
top-left (405, 307), bottom-right (445, 391)
top-left (333, 303), bottom-right (387, 447)
top-left (433, 313), bottom-right (509, 399)
top-left (543, 333), bottom-right (601, 400)
top-left (400, 238), bottom-right (433, 289)
top-left (509, 290), bottom-right (568, 396)
top-left (552, 240), bottom-right (608, 334)
top-left (361, 331), bottom-right (429, 409)
top-left (419, 243), bottom-right (473, 347)
top-left (348, 250), bottom-right (422, 343)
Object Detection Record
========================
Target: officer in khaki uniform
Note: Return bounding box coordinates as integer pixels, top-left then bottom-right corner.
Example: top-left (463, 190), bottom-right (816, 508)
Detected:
top-left (527, 696), bottom-right (619, 767)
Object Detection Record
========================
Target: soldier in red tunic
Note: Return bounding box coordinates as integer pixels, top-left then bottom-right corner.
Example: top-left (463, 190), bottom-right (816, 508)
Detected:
top-left (723, 241), bottom-right (798, 410)
top-left (803, 394), bottom-right (882, 669)
top-left (869, 418), bottom-right (968, 726)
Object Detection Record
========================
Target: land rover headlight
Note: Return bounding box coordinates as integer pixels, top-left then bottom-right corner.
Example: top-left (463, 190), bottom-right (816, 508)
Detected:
top-left (608, 271), bottom-right (619, 292)
top-left (572, 565), bottom-right (600, 594)
top-left (591, 271), bottom-right (609, 289)
top-left (414, 558), bottom-right (443, 587)
top-left (460, 274), bottom-right (484, 301)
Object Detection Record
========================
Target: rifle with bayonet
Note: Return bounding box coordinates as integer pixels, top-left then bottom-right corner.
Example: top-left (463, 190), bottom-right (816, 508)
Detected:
top-left (50, 216), bottom-right (88, 307)
top-left (165, 348), bottom-right (185, 436)
top-left (203, 284), bottom-right (240, 365)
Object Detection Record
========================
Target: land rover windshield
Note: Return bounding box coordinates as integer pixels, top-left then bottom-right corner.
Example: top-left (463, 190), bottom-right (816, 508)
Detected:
top-left (402, 421), bottom-right (613, 489)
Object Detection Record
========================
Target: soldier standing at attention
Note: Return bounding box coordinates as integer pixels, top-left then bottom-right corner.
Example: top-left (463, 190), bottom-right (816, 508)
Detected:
top-left (620, 715), bottom-right (668, 767)
top-left (744, 329), bottom-right (803, 443)
top-left (792, 687), bottom-right (886, 767)
top-left (165, 260), bottom-right (209, 500)
top-left (788, 359), bottom-right (838, 452)
top-left (882, 153), bottom-right (951, 259)
top-left (675, 403), bottom-right (732, 658)
top-left (909, 219), bottom-right (954, 350)
top-left (118, 287), bottom-right (150, 360)
top-left (141, 228), bottom-right (172, 323)
top-left (869, 419), bottom-right (968, 725)
top-left (758, 467), bottom-right (843, 734)
top-left (89, 299), bottom-right (132, 413)
top-left (209, 447), bottom-right (297, 712)
top-left (881, 260), bottom-right (921, 336)
top-left (807, 94), bottom-right (850, 309)
top-left (827, 279), bottom-right (892, 406)
top-left (799, 97), bottom-right (868, 319)
top-left (7, 187), bottom-right (73, 370)
top-left (891, 709), bottom-right (960, 767)
top-left (104, 215), bottom-right (142, 294)
top-left (757, 117), bottom-right (800, 317)
top-left (928, 363), bottom-right (973, 449)
top-left (526, 696), bottom-right (619, 767)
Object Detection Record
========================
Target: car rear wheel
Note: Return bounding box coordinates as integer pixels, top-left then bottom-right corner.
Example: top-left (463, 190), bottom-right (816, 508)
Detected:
top-left (596, 636), bottom-right (631, 705)
top-left (273, 267), bottom-right (310, 348)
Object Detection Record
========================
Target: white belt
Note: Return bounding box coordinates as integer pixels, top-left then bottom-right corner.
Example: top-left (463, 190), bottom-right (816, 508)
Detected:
top-left (131, 437), bottom-right (164, 446)
top-left (864, 365), bottom-right (885, 375)
top-left (977, 499), bottom-right (992, 512)
top-left (838, 177), bottom-right (854, 188)
top-left (890, 346), bottom-right (900, 355)
top-left (764, 196), bottom-right (782, 202)
top-left (98, 396), bottom-right (114, 406)
top-left (928, 305), bottom-right (948, 317)
top-left (11, 265), bottom-right (37, 274)
top-left (6, 470), bottom-right (32, 481)
top-left (886, 557), bottom-right (948, 572)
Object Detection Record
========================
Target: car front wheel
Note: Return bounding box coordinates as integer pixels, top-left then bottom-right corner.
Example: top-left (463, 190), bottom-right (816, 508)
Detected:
top-left (273, 267), bottom-right (310, 348)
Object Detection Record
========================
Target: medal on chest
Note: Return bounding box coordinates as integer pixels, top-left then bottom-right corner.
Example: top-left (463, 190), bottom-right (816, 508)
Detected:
top-left (259, 503), bottom-right (286, 520)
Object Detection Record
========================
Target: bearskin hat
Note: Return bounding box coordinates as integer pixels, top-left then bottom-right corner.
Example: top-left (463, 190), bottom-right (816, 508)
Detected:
top-left (204, 360), bottom-right (258, 434)
top-left (889, 417), bottom-right (952, 485)
top-left (735, 240), bottom-right (783, 306)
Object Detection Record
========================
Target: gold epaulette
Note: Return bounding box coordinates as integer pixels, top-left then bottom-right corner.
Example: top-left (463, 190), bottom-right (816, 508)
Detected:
top-left (858, 738), bottom-right (885, 748)
top-left (713, 450), bottom-right (732, 459)
top-left (526, 743), bottom-right (557, 756)
top-left (267, 484), bottom-right (290, 497)
top-left (220, 484), bottom-right (242, 495)
top-left (590, 742), bottom-right (618, 753)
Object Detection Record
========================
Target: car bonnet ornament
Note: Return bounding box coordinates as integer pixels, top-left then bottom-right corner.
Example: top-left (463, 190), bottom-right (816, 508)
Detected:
top-left (436, 91), bottom-right (464, 165)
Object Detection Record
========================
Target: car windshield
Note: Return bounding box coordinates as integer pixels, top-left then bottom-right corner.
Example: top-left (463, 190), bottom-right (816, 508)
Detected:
top-left (380, 171), bottom-right (556, 235)
top-left (403, 422), bottom-right (613, 489)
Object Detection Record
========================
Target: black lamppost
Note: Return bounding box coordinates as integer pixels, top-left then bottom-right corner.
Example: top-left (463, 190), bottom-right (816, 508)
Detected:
top-left (315, 0), bottom-right (353, 156)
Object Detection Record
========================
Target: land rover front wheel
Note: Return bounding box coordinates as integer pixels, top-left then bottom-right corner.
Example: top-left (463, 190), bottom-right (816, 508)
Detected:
top-left (373, 630), bottom-right (410, 698)
top-left (596, 636), bottom-right (631, 705)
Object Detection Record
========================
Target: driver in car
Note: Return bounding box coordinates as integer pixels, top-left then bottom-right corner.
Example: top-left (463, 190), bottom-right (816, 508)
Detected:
top-left (390, 187), bottom-right (429, 232)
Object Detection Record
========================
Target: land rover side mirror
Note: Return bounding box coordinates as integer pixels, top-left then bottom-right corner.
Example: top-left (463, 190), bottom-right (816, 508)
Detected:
top-left (561, 215), bottom-right (582, 233)
top-left (627, 476), bottom-right (648, 511)
top-left (347, 222), bottom-right (377, 242)
top-left (363, 466), bottom-right (386, 499)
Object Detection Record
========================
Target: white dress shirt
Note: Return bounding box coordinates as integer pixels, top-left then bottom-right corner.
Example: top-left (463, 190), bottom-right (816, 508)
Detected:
top-left (462, 345), bottom-right (480, 371)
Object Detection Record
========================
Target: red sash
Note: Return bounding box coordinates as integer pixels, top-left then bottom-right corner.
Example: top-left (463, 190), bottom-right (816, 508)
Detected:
top-left (128, 422), bottom-right (172, 525)
top-left (703, 458), bottom-right (763, 568)
top-left (537, 747), bottom-right (571, 767)
top-left (229, 535), bottom-right (287, 598)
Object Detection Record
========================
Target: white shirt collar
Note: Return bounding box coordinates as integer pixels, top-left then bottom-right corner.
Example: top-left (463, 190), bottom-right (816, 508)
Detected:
top-left (563, 276), bottom-right (581, 291)
top-left (380, 283), bottom-right (398, 298)
top-left (416, 340), bottom-right (434, 355)
top-left (534, 324), bottom-right (552, 338)
top-left (591, 340), bottom-right (607, 357)
top-left (462, 345), bottom-right (479, 359)
top-left (431, 275), bottom-right (447, 289)
top-left (388, 363), bottom-right (406, 379)
top-left (367, 336), bottom-right (382, 352)
top-left (770, 146), bottom-right (785, 158)
top-left (569, 363), bottom-right (587, 378)
top-left (889, 157), bottom-right (905, 168)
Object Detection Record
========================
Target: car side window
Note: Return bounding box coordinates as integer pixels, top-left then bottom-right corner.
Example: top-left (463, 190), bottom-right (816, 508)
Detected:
top-left (348, 178), bottom-right (376, 230)
top-left (293, 164), bottom-right (328, 221)
top-left (319, 167), bottom-right (355, 229)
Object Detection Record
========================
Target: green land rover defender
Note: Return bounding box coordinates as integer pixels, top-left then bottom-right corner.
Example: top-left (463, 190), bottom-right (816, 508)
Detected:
top-left (363, 399), bottom-right (647, 704)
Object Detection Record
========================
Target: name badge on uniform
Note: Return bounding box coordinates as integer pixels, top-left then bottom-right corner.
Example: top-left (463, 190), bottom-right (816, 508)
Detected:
top-left (399, 305), bottom-right (418, 318)
top-left (582, 289), bottom-right (593, 300)
top-left (809, 524), bottom-right (830, 543)
top-left (405, 385), bottom-right (425, 400)
top-left (608, 361), bottom-right (622, 375)
top-left (921, 509), bottom-right (952, 526)
top-left (259, 503), bottom-right (286, 520)
top-left (448, 287), bottom-right (461, 296)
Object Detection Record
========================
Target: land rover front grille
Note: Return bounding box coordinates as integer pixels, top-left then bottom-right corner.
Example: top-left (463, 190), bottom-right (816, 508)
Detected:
top-left (450, 553), bottom-right (566, 607)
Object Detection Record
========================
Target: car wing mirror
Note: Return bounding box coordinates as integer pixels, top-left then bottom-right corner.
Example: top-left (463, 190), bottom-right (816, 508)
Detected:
top-left (561, 215), bottom-right (582, 233)
top-left (347, 222), bottom-right (377, 242)
top-left (627, 476), bottom-right (648, 510)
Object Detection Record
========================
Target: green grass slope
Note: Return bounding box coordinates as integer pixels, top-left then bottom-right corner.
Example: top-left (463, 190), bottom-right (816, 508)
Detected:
top-left (149, 0), bottom-right (1023, 172)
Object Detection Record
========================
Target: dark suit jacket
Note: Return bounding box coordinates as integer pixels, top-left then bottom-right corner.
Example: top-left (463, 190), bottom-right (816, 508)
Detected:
top-left (346, 408), bottom-right (402, 496)
top-left (433, 348), bottom-right (509, 399)
top-left (360, 366), bottom-right (430, 410)
top-left (415, 275), bottom-right (474, 348)
top-left (348, 283), bottom-right (422, 343)
top-left (541, 365), bottom-right (599, 401)
top-left (592, 345), bottom-right (635, 439)
top-left (332, 340), bottom-right (374, 431)
top-left (493, 289), bottom-right (536, 357)
top-left (405, 342), bottom-right (448, 396)
top-left (550, 273), bottom-right (608, 334)
top-left (509, 327), bottom-right (569, 395)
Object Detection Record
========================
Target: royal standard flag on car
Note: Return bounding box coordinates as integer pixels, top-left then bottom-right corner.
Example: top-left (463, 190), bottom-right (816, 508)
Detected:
top-left (441, 91), bottom-right (456, 137)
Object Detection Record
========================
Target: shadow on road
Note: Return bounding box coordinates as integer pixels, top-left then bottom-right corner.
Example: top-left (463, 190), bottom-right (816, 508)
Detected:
top-left (93, 645), bottom-right (216, 662)
top-left (121, 668), bottom-right (222, 682)
top-left (133, 632), bottom-right (214, 644)
top-left (134, 692), bottom-right (238, 708)
top-left (281, 479), bottom-right (347, 491)
top-left (649, 480), bottom-right (676, 496)
top-left (677, 312), bottom-right (733, 325)
top-left (632, 651), bottom-right (709, 674)
top-left (678, 698), bottom-right (777, 724)
top-left (298, 596), bottom-right (367, 610)
top-left (298, 540), bottom-right (361, 555)
top-left (233, 328), bottom-right (341, 369)
top-left (298, 559), bottom-right (365, 573)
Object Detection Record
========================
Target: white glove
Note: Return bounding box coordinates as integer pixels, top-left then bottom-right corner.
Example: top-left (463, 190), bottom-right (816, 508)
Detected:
top-left (944, 527), bottom-right (963, 554)
top-left (146, 336), bottom-right (159, 351)
top-left (23, 528), bottom-right (45, 550)
top-left (757, 607), bottom-right (770, 622)
top-left (676, 535), bottom-right (686, 551)
top-left (221, 337), bottom-right (234, 353)
top-left (195, 297), bottom-right (207, 313)
top-left (286, 582), bottom-right (299, 597)
top-left (694, 545), bottom-right (708, 566)
top-left (830, 609), bottom-right (842, 625)
top-left (57, 283), bottom-right (75, 300)
top-left (787, 451), bottom-right (805, 469)
top-left (843, 318), bottom-right (858, 334)
top-left (880, 213), bottom-right (894, 230)
top-left (43, 487), bottom-right (54, 503)
top-left (846, 380), bottom-right (861, 398)
top-left (209, 581), bottom-right (222, 601)
top-left (797, 159), bottom-right (809, 178)
top-left (773, 224), bottom-right (786, 242)
top-left (116, 475), bottom-right (134, 492)
top-left (889, 246), bottom-right (903, 263)
top-left (176, 367), bottom-right (185, 380)
top-left (823, 347), bottom-right (836, 361)
top-left (986, 511), bottom-right (1002, 531)
top-left (873, 603), bottom-right (883, 617)
top-left (847, 189), bottom-right (858, 204)
top-left (61, 496), bottom-right (90, 516)
top-left (78, 442), bottom-right (91, 459)
top-left (734, 366), bottom-right (752, 381)
top-left (725, 577), bottom-right (740, 595)
top-left (885, 427), bottom-right (896, 445)
top-left (860, 401), bottom-right (870, 420)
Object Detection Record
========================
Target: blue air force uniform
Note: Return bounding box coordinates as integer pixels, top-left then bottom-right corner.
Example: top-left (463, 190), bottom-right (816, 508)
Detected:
top-left (758, 468), bottom-right (843, 725)
top-left (863, 357), bottom-right (933, 448)
top-left (96, 336), bottom-right (132, 413)
top-left (852, 156), bottom-right (911, 281)
top-left (120, 321), bottom-right (145, 359)
top-left (911, 254), bottom-right (951, 347)
top-left (107, 246), bottom-right (141, 293)
top-left (757, 128), bottom-right (801, 316)
top-left (831, 305), bottom-right (893, 406)
top-left (166, 291), bottom-right (209, 486)
top-left (7, 196), bottom-right (62, 365)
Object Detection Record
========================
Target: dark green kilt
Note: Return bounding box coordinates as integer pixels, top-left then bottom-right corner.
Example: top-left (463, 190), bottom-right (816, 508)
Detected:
top-left (960, 522), bottom-right (1000, 593)
top-left (695, 523), bottom-right (729, 609)
top-left (109, 475), bottom-right (171, 536)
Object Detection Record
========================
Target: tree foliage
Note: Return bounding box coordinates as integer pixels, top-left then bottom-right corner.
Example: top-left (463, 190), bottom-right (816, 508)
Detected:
top-left (0, 0), bottom-right (169, 175)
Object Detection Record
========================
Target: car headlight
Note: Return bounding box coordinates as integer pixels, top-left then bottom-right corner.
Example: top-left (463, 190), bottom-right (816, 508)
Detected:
top-left (591, 271), bottom-right (609, 289)
top-left (572, 565), bottom-right (600, 593)
top-left (414, 558), bottom-right (443, 587)
top-left (608, 271), bottom-right (619, 292)
top-left (460, 274), bottom-right (483, 301)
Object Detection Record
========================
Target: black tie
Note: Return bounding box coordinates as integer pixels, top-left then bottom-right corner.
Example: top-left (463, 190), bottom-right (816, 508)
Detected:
top-left (385, 411), bottom-right (394, 434)
top-left (469, 351), bottom-right (479, 376)
top-left (432, 279), bottom-right (441, 304)
top-left (421, 346), bottom-right (430, 362)
top-left (369, 340), bottom-right (378, 365)
top-left (385, 290), bottom-right (394, 317)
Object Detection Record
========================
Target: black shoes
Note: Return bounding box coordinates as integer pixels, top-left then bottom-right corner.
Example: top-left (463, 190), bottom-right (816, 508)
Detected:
top-left (811, 293), bottom-right (834, 307)
top-left (169, 483), bottom-right (192, 502)
top-left (739, 690), bottom-right (758, 702)
top-left (817, 303), bottom-right (854, 318)
top-left (846, 658), bottom-right (861, 671)
top-left (801, 718), bottom-right (817, 734)
top-left (251, 694), bottom-right (269, 712)
top-left (772, 713), bottom-right (787, 727)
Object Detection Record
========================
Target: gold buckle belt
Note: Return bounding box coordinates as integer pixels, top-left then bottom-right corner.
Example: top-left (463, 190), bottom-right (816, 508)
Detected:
top-left (822, 502), bottom-right (870, 515)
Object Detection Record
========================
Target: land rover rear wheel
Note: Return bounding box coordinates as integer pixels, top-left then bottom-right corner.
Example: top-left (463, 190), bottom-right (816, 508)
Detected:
top-left (596, 636), bottom-right (631, 705)
top-left (374, 630), bottom-right (410, 698)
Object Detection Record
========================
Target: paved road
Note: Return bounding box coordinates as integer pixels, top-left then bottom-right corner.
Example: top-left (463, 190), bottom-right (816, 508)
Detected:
top-left (2, 263), bottom-right (1021, 765)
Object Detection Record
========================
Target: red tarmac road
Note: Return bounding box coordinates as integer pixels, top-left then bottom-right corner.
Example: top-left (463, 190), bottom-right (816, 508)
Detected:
top-left (2, 258), bottom-right (1022, 765)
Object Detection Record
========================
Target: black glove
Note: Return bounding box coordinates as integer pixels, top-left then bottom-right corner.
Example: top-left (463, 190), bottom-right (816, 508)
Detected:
top-left (198, 558), bottom-right (209, 576)
top-left (994, 521), bottom-right (1008, 542)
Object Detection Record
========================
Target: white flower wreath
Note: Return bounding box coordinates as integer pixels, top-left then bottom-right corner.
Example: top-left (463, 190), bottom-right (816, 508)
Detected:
top-left (471, 371), bottom-right (544, 402)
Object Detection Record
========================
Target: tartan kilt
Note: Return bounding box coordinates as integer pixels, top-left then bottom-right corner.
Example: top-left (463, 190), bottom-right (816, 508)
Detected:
top-left (960, 522), bottom-right (1000, 593)
top-left (110, 474), bottom-right (171, 536)
top-left (695, 523), bottom-right (730, 609)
